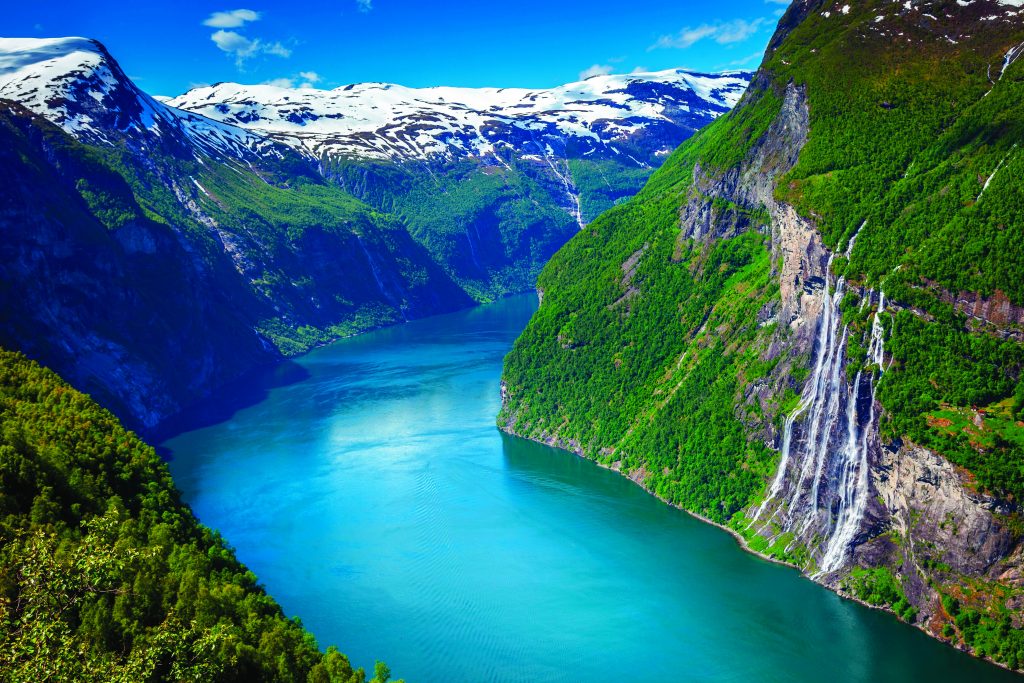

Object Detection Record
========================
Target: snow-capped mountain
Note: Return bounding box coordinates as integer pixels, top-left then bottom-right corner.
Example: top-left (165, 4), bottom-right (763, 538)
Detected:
top-left (168, 70), bottom-right (750, 164)
top-left (1, 35), bottom-right (750, 178)
top-left (0, 37), bottom-right (278, 159)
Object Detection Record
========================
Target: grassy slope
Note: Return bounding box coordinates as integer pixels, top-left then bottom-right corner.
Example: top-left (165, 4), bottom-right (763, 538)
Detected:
top-left (0, 349), bottom-right (394, 682)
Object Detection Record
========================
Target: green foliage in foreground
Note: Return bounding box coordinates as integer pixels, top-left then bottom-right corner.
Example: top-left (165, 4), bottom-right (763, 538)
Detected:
top-left (0, 349), bottom-right (394, 682)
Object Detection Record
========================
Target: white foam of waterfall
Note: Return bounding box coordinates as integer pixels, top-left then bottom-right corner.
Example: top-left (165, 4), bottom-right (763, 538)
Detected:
top-left (793, 322), bottom-right (846, 525)
top-left (752, 249), bottom-right (888, 573)
top-left (753, 256), bottom-right (838, 522)
top-left (1000, 40), bottom-right (1024, 81)
top-left (845, 221), bottom-right (866, 258)
top-left (818, 294), bottom-right (887, 573)
top-left (978, 143), bottom-right (1017, 202)
top-left (787, 277), bottom-right (846, 521)
top-left (356, 235), bottom-right (409, 321)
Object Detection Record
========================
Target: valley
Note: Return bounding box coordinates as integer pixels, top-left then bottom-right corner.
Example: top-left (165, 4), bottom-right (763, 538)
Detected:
top-left (2, 0), bottom-right (1024, 679)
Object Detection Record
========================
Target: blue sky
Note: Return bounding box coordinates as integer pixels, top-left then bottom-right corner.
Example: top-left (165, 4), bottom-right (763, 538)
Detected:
top-left (7, 1), bottom-right (789, 95)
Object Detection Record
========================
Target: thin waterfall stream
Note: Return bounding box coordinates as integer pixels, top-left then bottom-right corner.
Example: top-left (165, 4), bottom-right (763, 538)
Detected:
top-left (753, 230), bottom-right (889, 574)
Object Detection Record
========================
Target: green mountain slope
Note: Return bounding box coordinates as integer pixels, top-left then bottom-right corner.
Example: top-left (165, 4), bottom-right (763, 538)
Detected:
top-left (326, 157), bottom-right (580, 301)
top-left (0, 348), bottom-right (394, 682)
top-left (0, 101), bottom-right (471, 430)
top-left (500, 0), bottom-right (1024, 668)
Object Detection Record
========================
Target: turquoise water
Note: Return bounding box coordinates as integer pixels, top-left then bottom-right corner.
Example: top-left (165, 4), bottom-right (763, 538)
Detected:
top-left (162, 294), bottom-right (1018, 683)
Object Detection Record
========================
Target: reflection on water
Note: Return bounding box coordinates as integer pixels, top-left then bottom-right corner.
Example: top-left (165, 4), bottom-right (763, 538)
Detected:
top-left (162, 294), bottom-right (1017, 683)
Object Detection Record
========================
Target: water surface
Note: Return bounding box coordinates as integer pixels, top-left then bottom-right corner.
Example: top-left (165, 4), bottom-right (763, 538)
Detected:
top-left (163, 294), bottom-right (1017, 683)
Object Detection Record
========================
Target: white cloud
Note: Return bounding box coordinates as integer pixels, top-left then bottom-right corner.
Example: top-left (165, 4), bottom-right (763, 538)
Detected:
top-left (630, 65), bottom-right (649, 74)
top-left (211, 29), bottom-right (291, 66)
top-left (579, 64), bottom-right (614, 80)
top-left (211, 30), bottom-right (258, 59)
top-left (725, 51), bottom-right (765, 68)
top-left (263, 77), bottom-right (297, 88)
top-left (356, 0), bottom-right (373, 11)
top-left (653, 25), bottom-right (718, 50)
top-left (203, 9), bottom-right (261, 28)
top-left (263, 42), bottom-right (292, 58)
top-left (263, 71), bottom-right (322, 89)
top-left (650, 18), bottom-right (768, 50)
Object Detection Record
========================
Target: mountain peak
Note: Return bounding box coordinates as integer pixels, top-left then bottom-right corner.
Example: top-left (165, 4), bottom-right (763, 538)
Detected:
top-left (0, 35), bottom-right (170, 143)
top-left (0, 36), bottom-right (286, 160)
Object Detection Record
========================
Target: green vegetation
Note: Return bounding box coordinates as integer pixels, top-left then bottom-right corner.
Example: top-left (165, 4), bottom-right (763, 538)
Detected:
top-left (940, 584), bottom-right (1024, 668)
top-left (567, 158), bottom-right (651, 222)
top-left (878, 309), bottom-right (1024, 499)
top-left (732, 516), bottom-right (812, 568)
top-left (500, 85), bottom-right (786, 523)
top-left (0, 349), bottom-right (394, 682)
top-left (843, 567), bottom-right (917, 622)
top-left (326, 157), bottom-right (578, 300)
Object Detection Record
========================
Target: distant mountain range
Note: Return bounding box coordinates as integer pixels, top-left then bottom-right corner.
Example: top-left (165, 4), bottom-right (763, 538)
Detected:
top-left (165, 69), bottom-right (747, 166)
top-left (0, 36), bottom-right (749, 428)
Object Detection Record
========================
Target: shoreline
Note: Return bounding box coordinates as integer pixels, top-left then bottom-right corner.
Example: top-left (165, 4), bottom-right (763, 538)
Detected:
top-left (498, 423), bottom-right (1018, 676)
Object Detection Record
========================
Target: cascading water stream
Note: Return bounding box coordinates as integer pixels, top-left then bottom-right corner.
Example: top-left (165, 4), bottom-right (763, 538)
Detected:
top-left (818, 294), bottom-right (888, 573)
top-left (752, 239), bottom-right (888, 574)
top-left (754, 256), bottom-right (838, 522)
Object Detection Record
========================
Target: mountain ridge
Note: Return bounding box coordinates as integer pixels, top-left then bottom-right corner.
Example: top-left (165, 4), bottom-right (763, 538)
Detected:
top-left (166, 68), bottom-right (750, 165)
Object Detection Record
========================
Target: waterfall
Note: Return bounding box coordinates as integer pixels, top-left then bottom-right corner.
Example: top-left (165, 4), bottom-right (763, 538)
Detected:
top-left (754, 256), bottom-right (840, 521)
top-left (356, 235), bottom-right (409, 321)
top-left (752, 256), bottom-right (888, 575)
top-left (818, 294), bottom-right (887, 572)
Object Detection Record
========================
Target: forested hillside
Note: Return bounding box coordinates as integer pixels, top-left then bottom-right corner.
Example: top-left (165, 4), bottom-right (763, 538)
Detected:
top-left (500, 0), bottom-right (1024, 667)
top-left (0, 348), bottom-right (400, 682)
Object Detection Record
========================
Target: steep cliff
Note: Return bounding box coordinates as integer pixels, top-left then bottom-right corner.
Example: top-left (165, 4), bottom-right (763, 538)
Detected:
top-left (500, 0), bottom-right (1024, 668)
